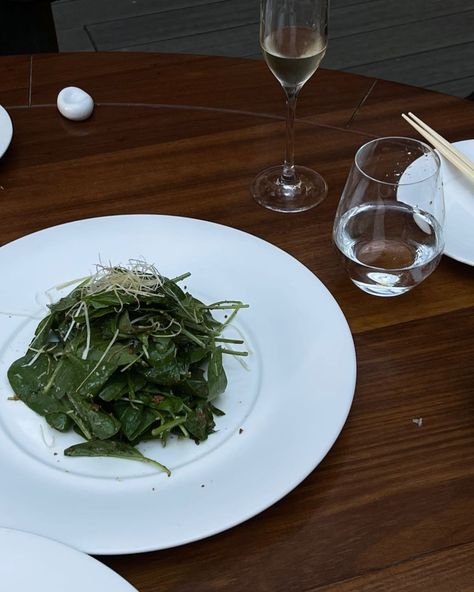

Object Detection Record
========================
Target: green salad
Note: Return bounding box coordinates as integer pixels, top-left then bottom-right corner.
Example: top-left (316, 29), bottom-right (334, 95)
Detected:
top-left (7, 262), bottom-right (248, 475)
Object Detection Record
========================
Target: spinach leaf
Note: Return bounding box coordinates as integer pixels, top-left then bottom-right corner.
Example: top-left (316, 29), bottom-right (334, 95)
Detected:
top-left (178, 367), bottom-right (209, 399)
top-left (66, 392), bottom-right (121, 440)
top-left (46, 412), bottom-right (73, 432)
top-left (207, 347), bottom-right (227, 401)
top-left (184, 403), bottom-right (215, 442)
top-left (29, 314), bottom-right (55, 351)
top-left (140, 359), bottom-right (186, 386)
top-left (113, 400), bottom-right (159, 442)
top-left (148, 337), bottom-right (176, 368)
top-left (98, 374), bottom-right (128, 401)
top-left (64, 440), bottom-right (170, 475)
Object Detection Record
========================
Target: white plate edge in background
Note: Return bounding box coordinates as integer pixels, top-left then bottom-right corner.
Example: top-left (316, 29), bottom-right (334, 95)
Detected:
top-left (0, 527), bottom-right (138, 591)
top-left (0, 105), bottom-right (13, 159)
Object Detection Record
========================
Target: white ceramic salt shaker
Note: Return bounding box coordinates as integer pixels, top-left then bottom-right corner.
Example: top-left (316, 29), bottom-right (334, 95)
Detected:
top-left (57, 87), bottom-right (94, 121)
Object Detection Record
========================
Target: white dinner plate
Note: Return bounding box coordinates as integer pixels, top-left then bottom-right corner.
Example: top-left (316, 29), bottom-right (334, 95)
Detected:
top-left (0, 214), bottom-right (356, 554)
top-left (0, 527), bottom-right (137, 591)
top-left (440, 139), bottom-right (474, 266)
top-left (0, 105), bottom-right (13, 158)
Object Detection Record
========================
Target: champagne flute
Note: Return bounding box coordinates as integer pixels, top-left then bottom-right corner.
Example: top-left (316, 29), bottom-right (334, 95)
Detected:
top-left (251, 0), bottom-right (329, 213)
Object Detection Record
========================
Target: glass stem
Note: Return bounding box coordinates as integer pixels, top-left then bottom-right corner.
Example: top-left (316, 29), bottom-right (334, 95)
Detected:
top-left (282, 86), bottom-right (300, 183)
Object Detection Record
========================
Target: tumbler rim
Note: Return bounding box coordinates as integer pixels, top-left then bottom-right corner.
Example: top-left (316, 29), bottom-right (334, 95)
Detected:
top-left (354, 136), bottom-right (442, 186)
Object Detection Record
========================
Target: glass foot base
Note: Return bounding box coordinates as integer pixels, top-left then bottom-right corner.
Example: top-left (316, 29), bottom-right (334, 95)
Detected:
top-left (351, 279), bottom-right (413, 297)
top-left (251, 165), bottom-right (328, 213)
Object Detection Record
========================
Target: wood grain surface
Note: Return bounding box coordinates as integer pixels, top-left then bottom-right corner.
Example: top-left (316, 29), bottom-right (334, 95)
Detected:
top-left (0, 53), bottom-right (473, 592)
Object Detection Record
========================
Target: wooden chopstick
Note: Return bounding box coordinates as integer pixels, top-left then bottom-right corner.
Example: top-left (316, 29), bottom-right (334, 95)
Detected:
top-left (402, 112), bottom-right (474, 183)
top-left (406, 112), bottom-right (474, 170)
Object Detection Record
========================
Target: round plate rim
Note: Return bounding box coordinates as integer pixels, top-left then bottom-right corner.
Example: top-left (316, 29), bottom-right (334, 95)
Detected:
top-left (0, 214), bottom-right (357, 554)
top-left (0, 105), bottom-right (13, 159)
top-left (441, 138), bottom-right (474, 266)
top-left (0, 526), bottom-right (138, 590)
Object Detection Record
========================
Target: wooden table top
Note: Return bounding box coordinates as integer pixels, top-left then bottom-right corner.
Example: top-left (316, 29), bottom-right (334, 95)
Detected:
top-left (1, 52), bottom-right (473, 592)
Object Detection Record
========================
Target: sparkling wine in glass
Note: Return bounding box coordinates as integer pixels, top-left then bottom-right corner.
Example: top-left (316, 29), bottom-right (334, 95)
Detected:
top-left (333, 137), bottom-right (445, 297)
top-left (251, 0), bottom-right (329, 213)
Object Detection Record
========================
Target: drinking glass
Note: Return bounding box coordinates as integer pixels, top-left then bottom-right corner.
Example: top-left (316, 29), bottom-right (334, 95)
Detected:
top-left (251, 0), bottom-right (329, 213)
top-left (333, 137), bottom-right (445, 297)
